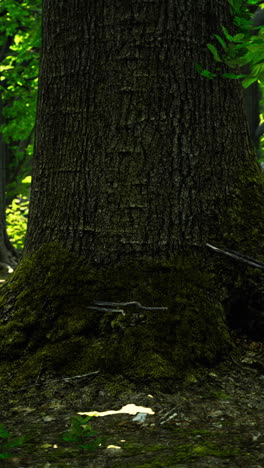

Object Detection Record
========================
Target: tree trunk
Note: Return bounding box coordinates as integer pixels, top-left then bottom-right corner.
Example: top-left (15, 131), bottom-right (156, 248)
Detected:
top-left (1, 0), bottom-right (264, 387)
top-left (25, 0), bottom-right (257, 264)
top-left (0, 99), bottom-right (18, 270)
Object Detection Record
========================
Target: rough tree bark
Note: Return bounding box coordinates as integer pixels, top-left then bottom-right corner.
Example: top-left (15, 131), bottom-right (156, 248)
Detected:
top-left (1, 0), bottom-right (264, 387)
top-left (25, 0), bottom-right (256, 262)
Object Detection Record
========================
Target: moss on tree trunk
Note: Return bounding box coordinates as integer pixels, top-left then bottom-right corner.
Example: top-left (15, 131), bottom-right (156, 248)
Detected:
top-left (0, 243), bottom-right (234, 388)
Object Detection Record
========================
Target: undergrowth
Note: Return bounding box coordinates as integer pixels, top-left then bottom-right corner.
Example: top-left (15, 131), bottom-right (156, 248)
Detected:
top-left (0, 414), bottom-right (103, 460)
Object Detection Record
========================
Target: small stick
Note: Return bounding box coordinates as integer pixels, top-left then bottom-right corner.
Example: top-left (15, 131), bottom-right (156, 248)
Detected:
top-left (206, 243), bottom-right (264, 270)
top-left (93, 301), bottom-right (168, 311)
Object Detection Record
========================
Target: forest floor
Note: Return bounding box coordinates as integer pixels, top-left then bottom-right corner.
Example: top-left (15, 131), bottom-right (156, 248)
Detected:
top-left (1, 337), bottom-right (264, 467)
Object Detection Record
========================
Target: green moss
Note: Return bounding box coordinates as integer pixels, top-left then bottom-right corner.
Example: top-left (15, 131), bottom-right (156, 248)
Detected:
top-left (0, 242), bottom-right (233, 387)
top-left (207, 390), bottom-right (231, 400)
top-left (120, 441), bottom-right (240, 467)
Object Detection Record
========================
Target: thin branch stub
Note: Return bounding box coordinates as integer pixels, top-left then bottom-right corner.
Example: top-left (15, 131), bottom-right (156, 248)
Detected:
top-left (206, 243), bottom-right (264, 270)
top-left (87, 300), bottom-right (168, 314)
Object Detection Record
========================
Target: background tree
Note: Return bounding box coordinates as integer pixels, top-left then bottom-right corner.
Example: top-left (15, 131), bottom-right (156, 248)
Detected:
top-left (0, 96), bottom-right (17, 268)
top-left (0, 0), bottom-right (264, 387)
top-left (0, 0), bottom-right (40, 259)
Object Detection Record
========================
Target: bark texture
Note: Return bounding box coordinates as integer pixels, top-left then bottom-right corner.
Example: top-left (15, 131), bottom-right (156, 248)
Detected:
top-left (25, 0), bottom-right (256, 266)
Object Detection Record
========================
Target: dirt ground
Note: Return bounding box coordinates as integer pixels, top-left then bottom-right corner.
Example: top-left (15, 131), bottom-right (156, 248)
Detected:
top-left (0, 337), bottom-right (264, 468)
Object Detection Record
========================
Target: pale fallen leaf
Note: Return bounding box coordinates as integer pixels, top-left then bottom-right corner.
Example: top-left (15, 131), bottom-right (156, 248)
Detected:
top-left (78, 403), bottom-right (155, 417)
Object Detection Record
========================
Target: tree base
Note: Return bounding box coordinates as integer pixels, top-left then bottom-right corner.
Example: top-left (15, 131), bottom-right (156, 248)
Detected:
top-left (0, 243), bottom-right (233, 387)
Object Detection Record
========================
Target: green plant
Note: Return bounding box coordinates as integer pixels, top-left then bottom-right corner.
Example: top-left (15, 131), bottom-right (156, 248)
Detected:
top-left (195, 1), bottom-right (264, 86)
top-left (62, 415), bottom-right (103, 452)
top-left (6, 194), bottom-right (29, 250)
top-left (0, 0), bottom-right (41, 207)
top-left (0, 423), bottom-right (26, 459)
top-left (0, 0), bottom-right (40, 154)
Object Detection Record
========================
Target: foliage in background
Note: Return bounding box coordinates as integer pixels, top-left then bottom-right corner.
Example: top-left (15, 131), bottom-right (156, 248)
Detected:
top-left (195, 0), bottom-right (264, 87)
top-left (0, 1), bottom-right (41, 248)
top-left (5, 175), bottom-right (31, 251)
top-left (0, 0), bottom-right (41, 141)
top-left (0, 0), bottom-right (41, 199)
top-left (6, 194), bottom-right (29, 251)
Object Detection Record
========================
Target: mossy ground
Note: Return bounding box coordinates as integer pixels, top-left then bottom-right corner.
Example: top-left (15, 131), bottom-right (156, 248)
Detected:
top-left (1, 354), bottom-right (263, 467)
top-left (0, 242), bottom-right (234, 388)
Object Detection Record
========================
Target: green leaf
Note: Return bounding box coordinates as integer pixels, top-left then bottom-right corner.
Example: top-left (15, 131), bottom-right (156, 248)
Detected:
top-left (194, 63), bottom-right (218, 79)
top-left (222, 72), bottom-right (247, 79)
top-left (228, 0), bottom-right (244, 14)
top-left (0, 452), bottom-right (12, 459)
top-left (232, 33), bottom-right (246, 42)
top-left (241, 76), bottom-right (258, 88)
top-left (221, 26), bottom-right (236, 42)
top-left (214, 34), bottom-right (228, 51)
top-left (201, 69), bottom-right (218, 79)
top-left (79, 415), bottom-right (93, 424)
top-left (21, 176), bottom-right (32, 184)
top-left (5, 436), bottom-right (26, 449)
top-left (207, 43), bottom-right (222, 62)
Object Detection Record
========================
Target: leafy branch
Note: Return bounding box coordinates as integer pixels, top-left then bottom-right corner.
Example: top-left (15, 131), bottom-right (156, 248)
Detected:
top-left (196, 0), bottom-right (264, 87)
